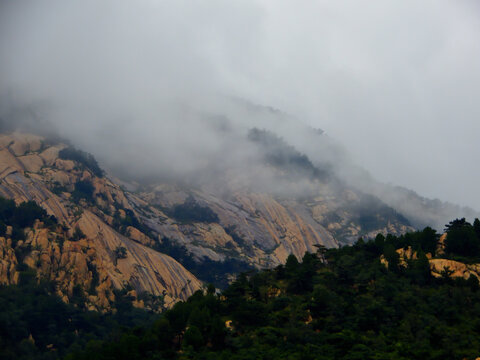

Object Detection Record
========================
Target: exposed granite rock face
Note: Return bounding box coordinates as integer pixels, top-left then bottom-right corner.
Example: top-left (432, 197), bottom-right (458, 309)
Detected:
top-left (136, 179), bottom-right (413, 270)
top-left (381, 244), bottom-right (480, 281)
top-left (76, 210), bottom-right (201, 306)
top-left (138, 187), bottom-right (337, 268)
top-left (0, 131), bottom-right (415, 307)
top-left (0, 132), bottom-right (202, 311)
top-left (429, 259), bottom-right (480, 280)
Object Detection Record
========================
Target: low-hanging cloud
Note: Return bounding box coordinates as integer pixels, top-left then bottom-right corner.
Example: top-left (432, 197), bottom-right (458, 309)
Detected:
top-left (1, 0), bottom-right (479, 211)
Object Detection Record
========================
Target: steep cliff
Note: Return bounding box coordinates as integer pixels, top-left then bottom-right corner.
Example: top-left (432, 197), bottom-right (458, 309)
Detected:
top-left (0, 132), bottom-right (202, 311)
top-left (0, 130), bottom-right (415, 300)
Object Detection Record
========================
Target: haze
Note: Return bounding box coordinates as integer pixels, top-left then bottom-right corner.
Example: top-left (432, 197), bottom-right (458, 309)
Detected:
top-left (1, 0), bottom-right (479, 210)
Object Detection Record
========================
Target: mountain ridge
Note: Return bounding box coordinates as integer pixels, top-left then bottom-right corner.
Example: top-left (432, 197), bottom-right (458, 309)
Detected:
top-left (0, 127), bottom-right (477, 311)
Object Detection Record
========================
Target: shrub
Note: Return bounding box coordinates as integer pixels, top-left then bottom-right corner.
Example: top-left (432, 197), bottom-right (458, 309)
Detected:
top-left (72, 180), bottom-right (95, 203)
top-left (170, 197), bottom-right (219, 224)
top-left (114, 246), bottom-right (127, 259)
top-left (71, 226), bottom-right (86, 241)
top-left (445, 218), bottom-right (480, 257)
top-left (59, 147), bottom-right (104, 177)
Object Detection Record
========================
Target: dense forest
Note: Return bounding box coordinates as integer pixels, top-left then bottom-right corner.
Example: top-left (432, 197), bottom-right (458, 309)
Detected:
top-left (0, 198), bottom-right (156, 360)
top-left (2, 213), bottom-right (480, 359)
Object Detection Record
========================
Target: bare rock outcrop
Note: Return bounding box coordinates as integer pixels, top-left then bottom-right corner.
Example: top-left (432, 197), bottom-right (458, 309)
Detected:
top-left (429, 259), bottom-right (480, 280)
top-left (381, 244), bottom-right (480, 281)
top-left (0, 132), bottom-right (202, 311)
top-left (0, 130), bottom-right (416, 310)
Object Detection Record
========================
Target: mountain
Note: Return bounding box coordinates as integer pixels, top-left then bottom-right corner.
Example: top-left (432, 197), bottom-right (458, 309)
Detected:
top-left (0, 132), bottom-right (202, 311)
top-left (0, 119), bottom-right (477, 310)
top-left (61, 224), bottom-right (480, 360)
top-left (0, 128), bottom-right (415, 305)
top-left (1, 126), bottom-right (480, 358)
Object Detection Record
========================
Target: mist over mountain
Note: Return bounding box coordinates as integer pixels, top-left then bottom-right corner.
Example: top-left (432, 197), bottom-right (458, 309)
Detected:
top-left (1, 94), bottom-right (477, 234)
top-left (1, 0), bottom-right (479, 228)
top-left (3, 3), bottom-right (480, 358)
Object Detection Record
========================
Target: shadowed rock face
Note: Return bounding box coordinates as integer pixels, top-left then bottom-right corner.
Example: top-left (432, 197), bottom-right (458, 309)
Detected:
top-left (135, 178), bottom-right (413, 270)
top-left (0, 132), bottom-right (202, 311)
top-left (139, 187), bottom-right (338, 268)
top-left (0, 131), bottom-right (415, 308)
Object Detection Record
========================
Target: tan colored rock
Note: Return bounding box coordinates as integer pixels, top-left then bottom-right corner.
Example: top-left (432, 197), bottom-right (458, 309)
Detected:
top-left (29, 228), bottom-right (50, 249)
top-left (437, 233), bottom-right (447, 255)
top-left (225, 320), bottom-right (234, 330)
top-left (9, 138), bottom-right (31, 156)
top-left (0, 237), bottom-right (18, 285)
top-left (41, 167), bottom-right (73, 187)
top-left (39, 145), bottom-right (63, 166)
top-left (192, 223), bottom-right (232, 248)
top-left (9, 133), bottom-right (43, 156)
top-left (18, 154), bottom-right (44, 173)
top-left (0, 148), bottom-right (23, 178)
top-left (0, 135), bottom-right (13, 149)
top-left (0, 171), bottom-right (70, 223)
top-left (0, 132), bottom-right (204, 311)
top-left (381, 246), bottom-right (480, 281)
top-left (76, 210), bottom-right (202, 302)
top-left (230, 193), bottom-right (333, 263)
top-left (429, 259), bottom-right (480, 280)
top-left (54, 159), bottom-right (75, 171)
top-left (126, 226), bottom-right (152, 246)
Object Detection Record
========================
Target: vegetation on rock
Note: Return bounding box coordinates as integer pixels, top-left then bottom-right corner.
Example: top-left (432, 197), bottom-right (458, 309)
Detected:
top-left (155, 237), bottom-right (252, 288)
top-left (0, 274), bottom-right (154, 360)
top-left (59, 147), bottom-right (104, 177)
top-left (0, 197), bottom-right (57, 243)
top-left (72, 180), bottom-right (95, 203)
top-left (169, 197), bottom-right (219, 224)
top-left (63, 220), bottom-right (480, 359)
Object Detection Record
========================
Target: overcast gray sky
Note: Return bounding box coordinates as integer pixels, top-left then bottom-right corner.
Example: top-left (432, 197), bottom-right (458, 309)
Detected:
top-left (1, 0), bottom-right (479, 209)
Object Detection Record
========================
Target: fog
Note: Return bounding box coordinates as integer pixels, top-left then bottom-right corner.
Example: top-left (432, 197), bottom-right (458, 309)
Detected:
top-left (1, 0), bottom-right (479, 213)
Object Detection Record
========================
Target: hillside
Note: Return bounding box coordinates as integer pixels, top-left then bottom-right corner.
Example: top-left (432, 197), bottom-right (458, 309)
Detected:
top-left (0, 132), bottom-right (202, 311)
top-left (0, 130), bottom-right (418, 291)
top-left (62, 221), bottom-right (480, 360)
top-left (1, 132), bottom-right (480, 359)
top-left (0, 128), bottom-right (477, 309)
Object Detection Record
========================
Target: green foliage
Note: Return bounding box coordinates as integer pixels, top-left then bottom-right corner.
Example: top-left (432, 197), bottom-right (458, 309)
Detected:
top-left (112, 208), bottom-right (152, 238)
top-left (154, 237), bottom-right (253, 288)
top-left (59, 147), bottom-right (104, 177)
top-left (474, 218), bottom-right (480, 239)
top-left (67, 223), bottom-right (480, 360)
top-left (0, 197), bottom-right (56, 229)
top-left (72, 180), bottom-right (95, 203)
top-left (445, 218), bottom-right (480, 258)
top-left (0, 273), bottom-right (155, 360)
top-left (4, 214), bottom-right (480, 360)
top-left (247, 128), bottom-right (330, 181)
top-left (224, 225), bottom-right (249, 248)
top-left (0, 197), bottom-right (57, 243)
top-left (51, 181), bottom-right (67, 195)
top-left (169, 196), bottom-right (219, 224)
top-left (183, 325), bottom-right (204, 350)
top-left (71, 227), bottom-right (85, 241)
top-left (354, 194), bottom-right (411, 232)
top-left (114, 246), bottom-right (127, 259)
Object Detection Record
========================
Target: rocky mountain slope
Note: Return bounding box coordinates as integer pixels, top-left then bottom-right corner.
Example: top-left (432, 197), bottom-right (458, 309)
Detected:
top-left (0, 130), bottom-right (416, 303)
top-left (0, 132), bottom-right (202, 311)
top-left (126, 128), bottom-right (413, 275)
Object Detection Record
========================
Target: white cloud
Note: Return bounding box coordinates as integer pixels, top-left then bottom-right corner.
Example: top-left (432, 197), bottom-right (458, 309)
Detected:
top-left (1, 0), bottom-right (479, 208)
